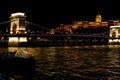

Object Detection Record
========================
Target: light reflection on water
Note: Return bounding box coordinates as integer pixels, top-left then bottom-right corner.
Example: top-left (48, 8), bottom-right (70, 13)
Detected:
top-left (0, 45), bottom-right (120, 80)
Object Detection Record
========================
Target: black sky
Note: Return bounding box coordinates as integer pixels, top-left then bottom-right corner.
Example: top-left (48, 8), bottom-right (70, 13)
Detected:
top-left (0, 0), bottom-right (120, 29)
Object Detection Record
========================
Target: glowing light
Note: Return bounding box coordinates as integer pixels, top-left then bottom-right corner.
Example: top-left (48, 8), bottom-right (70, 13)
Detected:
top-left (9, 37), bottom-right (19, 42)
top-left (19, 28), bottom-right (26, 30)
top-left (24, 31), bottom-right (27, 34)
top-left (113, 39), bottom-right (118, 42)
top-left (109, 39), bottom-right (113, 42)
top-left (10, 31), bottom-right (13, 34)
top-left (110, 26), bottom-right (120, 28)
top-left (9, 37), bottom-right (27, 42)
top-left (11, 12), bottom-right (25, 17)
top-left (109, 39), bottom-right (120, 43)
top-left (19, 37), bottom-right (27, 42)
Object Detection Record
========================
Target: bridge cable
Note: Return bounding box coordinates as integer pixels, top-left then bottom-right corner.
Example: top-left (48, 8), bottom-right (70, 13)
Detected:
top-left (25, 21), bottom-right (50, 31)
top-left (0, 20), bottom-right (18, 25)
top-left (0, 20), bottom-right (11, 25)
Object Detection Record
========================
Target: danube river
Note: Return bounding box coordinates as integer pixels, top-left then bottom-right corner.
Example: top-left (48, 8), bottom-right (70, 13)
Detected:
top-left (0, 45), bottom-right (120, 80)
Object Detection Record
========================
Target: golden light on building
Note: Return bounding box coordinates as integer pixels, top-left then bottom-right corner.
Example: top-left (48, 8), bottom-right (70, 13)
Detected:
top-left (82, 21), bottom-right (89, 28)
top-left (95, 13), bottom-right (102, 22)
top-left (57, 13), bottom-right (120, 32)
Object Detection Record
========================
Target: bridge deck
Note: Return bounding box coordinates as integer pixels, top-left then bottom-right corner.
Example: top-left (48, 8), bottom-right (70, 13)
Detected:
top-left (0, 34), bottom-right (119, 39)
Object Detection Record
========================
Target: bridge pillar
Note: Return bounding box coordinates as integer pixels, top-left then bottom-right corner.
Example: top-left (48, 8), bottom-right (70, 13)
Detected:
top-left (8, 12), bottom-right (27, 46)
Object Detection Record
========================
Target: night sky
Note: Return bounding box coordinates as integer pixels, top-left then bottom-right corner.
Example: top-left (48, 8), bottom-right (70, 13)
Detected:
top-left (0, 0), bottom-right (120, 29)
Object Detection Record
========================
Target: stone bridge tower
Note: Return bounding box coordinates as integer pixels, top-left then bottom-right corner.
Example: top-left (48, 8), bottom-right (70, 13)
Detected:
top-left (8, 12), bottom-right (27, 46)
top-left (10, 12), bottom-right (27, 34)
top-left (109, 26), bottom-right (120, 43)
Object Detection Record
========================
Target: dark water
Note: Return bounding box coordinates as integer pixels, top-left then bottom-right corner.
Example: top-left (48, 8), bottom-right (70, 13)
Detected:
top-left (0, 45), bottom-right (120, 80)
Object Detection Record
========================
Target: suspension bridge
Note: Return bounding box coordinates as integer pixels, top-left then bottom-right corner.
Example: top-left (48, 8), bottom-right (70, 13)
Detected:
top-left (0, 12), bottom-right (119, 47)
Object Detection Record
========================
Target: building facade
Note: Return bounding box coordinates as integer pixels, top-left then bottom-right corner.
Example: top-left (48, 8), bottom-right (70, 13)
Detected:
top-left (56, 14), bottom-right (120, 33)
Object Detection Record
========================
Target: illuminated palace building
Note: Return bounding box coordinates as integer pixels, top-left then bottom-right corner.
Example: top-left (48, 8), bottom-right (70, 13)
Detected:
top-left (56, 14), bottom-right (120, 34)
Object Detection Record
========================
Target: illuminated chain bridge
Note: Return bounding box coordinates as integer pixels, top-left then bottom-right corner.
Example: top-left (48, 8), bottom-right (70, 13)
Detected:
top-left (0, 12), bottom-right (119, 47)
